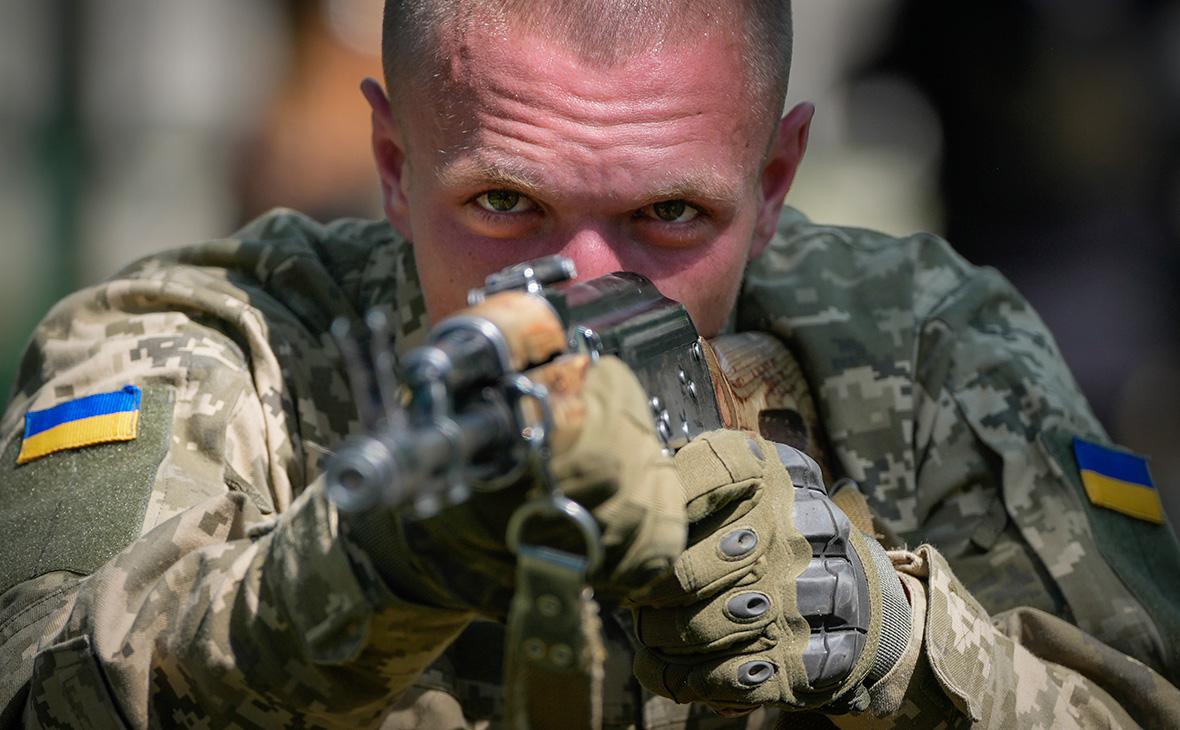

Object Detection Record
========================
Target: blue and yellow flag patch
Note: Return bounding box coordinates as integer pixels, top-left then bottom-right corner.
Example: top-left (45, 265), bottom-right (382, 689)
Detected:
top-left (1072, 436), bottom-right (1164, 524)
top-left (17, 385), bottom-right (142, 465)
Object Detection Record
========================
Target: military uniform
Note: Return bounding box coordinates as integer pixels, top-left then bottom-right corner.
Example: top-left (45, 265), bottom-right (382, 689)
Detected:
top-left (1, 208), bottom-right (1177, 727)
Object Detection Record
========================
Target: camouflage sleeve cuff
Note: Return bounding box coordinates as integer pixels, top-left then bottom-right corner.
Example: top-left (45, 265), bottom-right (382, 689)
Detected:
top-left (828, 547), bottom-right (966, 727)
top-left (849, 545), bottom-right (1148, 728)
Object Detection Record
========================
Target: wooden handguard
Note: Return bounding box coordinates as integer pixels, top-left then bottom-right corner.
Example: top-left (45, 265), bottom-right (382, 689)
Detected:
top-left (463, 290), bottom-right (569, 371)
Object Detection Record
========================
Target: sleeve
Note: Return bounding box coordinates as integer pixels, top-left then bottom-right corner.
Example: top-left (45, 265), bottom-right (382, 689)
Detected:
top-left (739, 215), bottom-right (1180, 723)
top-left (914, 257), bottom-right (1180, 683)
top-left (0, 269), bottom-right (472, 728)
top-left (839, 545), bottom-right (1180, 729)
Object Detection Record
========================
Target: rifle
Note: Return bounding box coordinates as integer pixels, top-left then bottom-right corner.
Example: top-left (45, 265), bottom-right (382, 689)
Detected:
top-left (326, 255), bottom-right (830, 518)
top-left (325, 255), bottom-right (838, 728)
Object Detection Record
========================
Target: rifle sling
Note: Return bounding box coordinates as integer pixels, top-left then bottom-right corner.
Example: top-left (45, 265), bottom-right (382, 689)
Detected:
top-left (504, 544), bottom-right (606, 729)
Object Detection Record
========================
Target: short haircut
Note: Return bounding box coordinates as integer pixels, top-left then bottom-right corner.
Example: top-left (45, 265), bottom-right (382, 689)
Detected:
top-left (381, 0), bottom-right (793, 127)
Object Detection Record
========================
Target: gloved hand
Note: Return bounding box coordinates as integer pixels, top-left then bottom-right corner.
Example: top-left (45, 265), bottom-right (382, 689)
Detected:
top-left (630, 430), bottom-right (912, 715)
top-left (345, 354), bottom-right (687, 617)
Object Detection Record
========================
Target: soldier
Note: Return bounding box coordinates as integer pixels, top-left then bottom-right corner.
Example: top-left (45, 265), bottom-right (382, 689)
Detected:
top-left (1, 1), bottom-right (1179, 728)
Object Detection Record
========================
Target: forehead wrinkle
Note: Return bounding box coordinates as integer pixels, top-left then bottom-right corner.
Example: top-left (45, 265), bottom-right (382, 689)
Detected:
top-left (469, 52), bottom-right (745, 134)
top-left (470, 84), bottom-right (743, 158)
top-left (423, 23), bottom-right (761, 169)
top-left (483, 75), bottom-right (700, 126)
top-left (477, 94), bottom-right (739, 151)
top-left (444, 22), bottom-right (748, 124)
top-left (475, 113), bottom-right (715, 163)
top-left (471, 118), bottom-right (736, 192)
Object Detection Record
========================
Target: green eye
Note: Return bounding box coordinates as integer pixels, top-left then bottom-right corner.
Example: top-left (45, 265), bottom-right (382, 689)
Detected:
top-left (476, 189), bottom-right (532, 213)
top-left (486, 190), bottom-right (519, 211)
top-left (642, 199), bottom-right (699, 223)
top-left (653, 200), bottom-right (685, 221)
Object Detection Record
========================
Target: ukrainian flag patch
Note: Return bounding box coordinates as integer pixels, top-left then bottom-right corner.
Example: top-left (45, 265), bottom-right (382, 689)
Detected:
top-left (17, 385), bottom-right (142, 465)
top-left (1072, 436), bottom-right (1164, 524)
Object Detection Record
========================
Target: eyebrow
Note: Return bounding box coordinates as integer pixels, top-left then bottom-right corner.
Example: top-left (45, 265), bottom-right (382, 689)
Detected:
top-left (435, 157), bottom-right (548, 198)
top-left (435, 156), bottom-right (744, 209)
top-left (643, 171), bottom-right (743, 207)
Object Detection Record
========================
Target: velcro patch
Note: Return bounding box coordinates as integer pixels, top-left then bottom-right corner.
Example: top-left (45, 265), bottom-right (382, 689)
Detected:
top-left (17, 385), bottom-right (141, 465)
top-left (0, 385), bottom-right (171, 595)
top-left (1072, 437), bottom-right (1164, 524)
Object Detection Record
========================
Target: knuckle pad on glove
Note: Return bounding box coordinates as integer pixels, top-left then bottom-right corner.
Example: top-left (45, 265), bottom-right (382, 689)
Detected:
top-left (635, 587), bottom-right (778, 650)
top-left (683, 480), bottom-right (761, 528)
top-left (672, 519), bottom-right (770, 599)
top-left (637, 652), bottom-right (789, 706)
top-left (628, 496), bottom-right (767, 607)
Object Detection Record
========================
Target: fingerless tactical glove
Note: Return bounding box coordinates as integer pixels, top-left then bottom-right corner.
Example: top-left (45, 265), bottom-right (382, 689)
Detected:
top-left (631, 430), bottom-right (911, 715)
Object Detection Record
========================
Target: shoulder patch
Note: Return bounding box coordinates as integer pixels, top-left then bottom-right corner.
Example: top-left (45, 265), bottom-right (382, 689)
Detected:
top-left (1072, 436), bottom-right (1164, 524)
top-left (17, 385), bottom-right (141, 465)
top-left (0, 386), bottom-right (172, 595)
top-left (1040, 430), bottom-right (1180, 674)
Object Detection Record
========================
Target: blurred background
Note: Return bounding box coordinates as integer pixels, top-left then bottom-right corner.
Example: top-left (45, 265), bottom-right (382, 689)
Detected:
top-left (2, 0), bottom-right (1178, 518)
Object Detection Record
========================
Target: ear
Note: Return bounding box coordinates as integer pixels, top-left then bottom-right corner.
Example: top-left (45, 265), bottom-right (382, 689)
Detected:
top-left (362, 77), bottom-right (414, 242)
top-left (750, 102), bottom-right (814, 259)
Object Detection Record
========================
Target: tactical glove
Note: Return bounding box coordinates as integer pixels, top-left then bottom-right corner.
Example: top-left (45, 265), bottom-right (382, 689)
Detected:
top-left (630, 430), bottom-right (912, 715)
top-left (345, 354), bottom-right (687, 617)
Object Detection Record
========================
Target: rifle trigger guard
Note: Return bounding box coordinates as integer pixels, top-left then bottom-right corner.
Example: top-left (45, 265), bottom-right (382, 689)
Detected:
top-left (506, 494), bottom-right (604, 575)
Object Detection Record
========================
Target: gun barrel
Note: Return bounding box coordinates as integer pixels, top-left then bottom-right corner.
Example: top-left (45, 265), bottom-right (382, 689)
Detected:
top-left (326, 404), bottom-right (513, 514)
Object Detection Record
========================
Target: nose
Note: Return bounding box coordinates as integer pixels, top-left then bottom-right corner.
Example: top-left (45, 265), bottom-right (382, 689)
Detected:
top-left (557, 227), bottom-right (626, 281)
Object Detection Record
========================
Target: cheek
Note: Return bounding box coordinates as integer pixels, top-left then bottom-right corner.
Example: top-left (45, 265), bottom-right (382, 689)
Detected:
top-left (409, 204), bottom-right (551, 321)
top-left (409, 209), bottom-right (485, 321)
top-left (646, 230), bottom-right (753, 337)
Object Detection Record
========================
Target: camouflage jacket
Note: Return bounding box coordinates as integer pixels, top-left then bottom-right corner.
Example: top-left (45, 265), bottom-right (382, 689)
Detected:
top-left (1, 207), bottom-right (1178, 728)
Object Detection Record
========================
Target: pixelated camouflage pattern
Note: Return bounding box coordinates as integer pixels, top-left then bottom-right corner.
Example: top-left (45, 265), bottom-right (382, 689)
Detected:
top-left (1, 207), bottom-right (1177, 727)
top-left (884, 545), bottom-right (1180, 729)
top-left (0, 211), bottom-right (473, 727)
top-left (739, 208), bottom-right (1175, 677)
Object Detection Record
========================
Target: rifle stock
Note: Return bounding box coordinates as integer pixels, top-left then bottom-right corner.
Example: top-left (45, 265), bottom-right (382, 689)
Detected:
top-left (703, 333), bottom-right (834, 484)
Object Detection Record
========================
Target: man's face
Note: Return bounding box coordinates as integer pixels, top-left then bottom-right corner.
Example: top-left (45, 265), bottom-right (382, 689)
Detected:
top-left (368, 20), bottom-right (811, 336)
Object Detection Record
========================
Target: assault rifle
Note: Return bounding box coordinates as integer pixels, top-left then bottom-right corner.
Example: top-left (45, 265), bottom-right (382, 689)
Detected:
top-left (326, 255), bottom-right (825, 518)
top-left (325, 257), bottom-right (855, 729)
